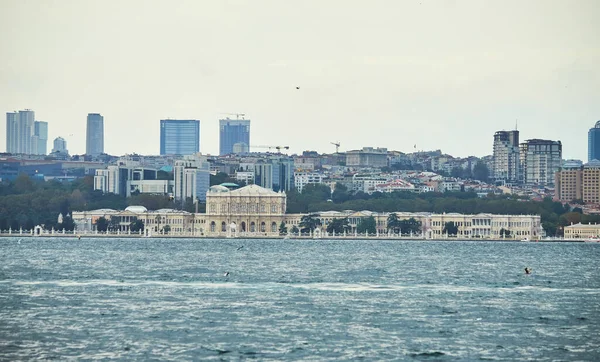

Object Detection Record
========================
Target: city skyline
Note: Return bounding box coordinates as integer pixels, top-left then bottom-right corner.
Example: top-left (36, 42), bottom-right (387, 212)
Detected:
top-left (1, 1), bottom-right (598, 160)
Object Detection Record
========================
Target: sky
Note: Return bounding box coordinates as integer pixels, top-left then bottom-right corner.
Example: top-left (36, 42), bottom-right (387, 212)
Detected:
top-left (0, 0), bottom-right (598, 160)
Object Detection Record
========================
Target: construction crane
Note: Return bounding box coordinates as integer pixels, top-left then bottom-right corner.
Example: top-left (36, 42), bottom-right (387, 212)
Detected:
top-left (331, 141), bottom-right (340, 153)
top-left (250, 145), bottom-right (290, 153)
top-left (220, 113), bottom-right (246, 120)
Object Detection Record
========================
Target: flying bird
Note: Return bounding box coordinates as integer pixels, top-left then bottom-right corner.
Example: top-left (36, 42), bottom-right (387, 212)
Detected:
top-left (296, 86), bottom-right (300, 90)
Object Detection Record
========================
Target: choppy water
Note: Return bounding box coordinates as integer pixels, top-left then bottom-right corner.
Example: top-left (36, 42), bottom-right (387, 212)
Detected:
top-left (1, 238), bottom-right (599, 361)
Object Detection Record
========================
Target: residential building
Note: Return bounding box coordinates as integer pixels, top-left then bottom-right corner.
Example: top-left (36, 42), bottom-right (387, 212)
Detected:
top-left (555, 160), bottom-right (600, 204)
top-left (33, 121), bottom-right (48, 155)
top-left (588, 121), bottom-right (600, 162)
top-left (493, 130), bottom-right (520, 184)
top-left (520, 139), bottom-right (562, 186)
top-left (94, 164), bottom-right (163, 197)
top-left (6, 110), bottom-right (35, 154)
top-left (554, 163), bottom-right (583, 203)
top-left (346, 147), bottom-right (388, 168)
top-left (159, 119), bottom-right (200, 155)
top-left (219, 118), bottom-right (250, 155)
top-left (294, 171), bottom-right (324, 192)
top-left (173, 154), bottom-right (211, 202)
top-left (235, 171), bottom-right (255, 185)
top-left (86, 113), bottom-right (104, 156)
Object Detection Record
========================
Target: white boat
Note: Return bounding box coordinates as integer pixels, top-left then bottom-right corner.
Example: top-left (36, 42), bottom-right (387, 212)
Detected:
top-left (583, 237), bottom-right (600, 242)
top-left (520, 237), bottom-right (530, 242)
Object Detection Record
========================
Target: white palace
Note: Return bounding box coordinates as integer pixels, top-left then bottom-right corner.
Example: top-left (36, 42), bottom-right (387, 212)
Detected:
top-left (72, 184), bottom-right (543, 239)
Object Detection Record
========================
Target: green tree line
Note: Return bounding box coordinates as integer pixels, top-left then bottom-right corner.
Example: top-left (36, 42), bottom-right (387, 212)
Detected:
top-left (0, 175), bottom-right (200, 231)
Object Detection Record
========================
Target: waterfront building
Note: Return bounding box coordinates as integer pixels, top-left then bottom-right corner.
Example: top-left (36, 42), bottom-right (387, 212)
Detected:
top-left (564, 222), bottom-right (600, 239)
top-left (33, 121), bottom-right (48, 155)
top-left (519, 139), bottom-right (562, 186)
top-left (205, 184), bottom-right (287, 236)
top-left (493, 130), bottom-right (520, 184)
top-left (73, 182), bottom-right (542, 240)
top-left (86, 113), bottom-right (104, 156)
top-left (588, 121), bottom-right (600, 162)
top-left (160, 119), bottom-right (200, 155)
top-left (345, 147), bottom-right (388, 168)
top-left (6, 109), bottom-right (35, 154)
top-left (52, 137), bottom-right (68, 154)
top-left (219, 118), bottom-right (250, 155)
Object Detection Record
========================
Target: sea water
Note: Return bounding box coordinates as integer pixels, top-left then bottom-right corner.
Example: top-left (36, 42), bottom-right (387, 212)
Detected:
top-left (0, 238), bottom-right (599, 361)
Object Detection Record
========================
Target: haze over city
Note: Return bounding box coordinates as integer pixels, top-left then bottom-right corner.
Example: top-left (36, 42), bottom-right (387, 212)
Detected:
top-left (1, 0), bottom-right (598, 160)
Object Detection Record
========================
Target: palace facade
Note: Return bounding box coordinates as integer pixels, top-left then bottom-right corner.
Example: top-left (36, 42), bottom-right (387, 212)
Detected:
top-left (72, 184), bottom-right (543, 239)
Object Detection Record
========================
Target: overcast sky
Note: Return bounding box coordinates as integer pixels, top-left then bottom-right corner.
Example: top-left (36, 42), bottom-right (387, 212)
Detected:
top-left (1, 0), bottom-right (598, 160)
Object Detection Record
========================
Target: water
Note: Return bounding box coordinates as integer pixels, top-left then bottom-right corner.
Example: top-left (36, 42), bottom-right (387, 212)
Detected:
top-left (1, 238), bottom-right (599, 361)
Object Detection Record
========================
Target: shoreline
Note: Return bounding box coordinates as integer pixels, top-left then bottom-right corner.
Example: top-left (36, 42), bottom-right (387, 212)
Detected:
top-left (0, 233), bottom-right (584, 242)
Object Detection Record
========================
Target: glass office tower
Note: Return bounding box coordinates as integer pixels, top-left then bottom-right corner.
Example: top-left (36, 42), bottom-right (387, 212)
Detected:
top-left (219, 118), bottom-right (250, 155)
top-left (160, 119), bottom-right (200, 155)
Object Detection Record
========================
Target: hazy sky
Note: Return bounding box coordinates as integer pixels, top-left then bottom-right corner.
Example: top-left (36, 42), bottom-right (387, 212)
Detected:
top-left (1, 0), bottom-right (598, 160)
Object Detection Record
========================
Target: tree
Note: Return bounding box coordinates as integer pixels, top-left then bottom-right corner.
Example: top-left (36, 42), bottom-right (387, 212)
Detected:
top-left (279, 221), bottom-right (288, 235)
top-left (398, 217), bottom-right (422, 234)
top-left (291, 225), bottom-right (299, 234)
top-left (130, 219), bottom-right (144, 233)
top-left (357, 216), bottom-right (377, 234)
top-left (96, 217), bottom-right (109, 232)
top-left (499, 228), bottom-right (511, 238)
top-left (109, 216), bottom-right (120, 232)
top-left (387, 213), bottom-right (401, 233)
top-left (472, 162), bottom-right (489, 182)
top-left (442, 221), bottom-right (459, 236)
top-left (326, 217), bottom-right (350, 234)
top-left (299, 213), bottom-right (321, 233)
top-left (331, 182), bottom-right (350, 203)
top-left (163, 225), bottom-right (171, 234)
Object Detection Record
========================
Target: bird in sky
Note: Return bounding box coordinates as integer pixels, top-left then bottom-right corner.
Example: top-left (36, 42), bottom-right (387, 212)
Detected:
top-left (296, 86), bottom-right (300, 90)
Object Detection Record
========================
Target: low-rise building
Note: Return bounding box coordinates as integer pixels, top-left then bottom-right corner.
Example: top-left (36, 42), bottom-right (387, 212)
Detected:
top-left (564, 222), bottom-right (600, 239)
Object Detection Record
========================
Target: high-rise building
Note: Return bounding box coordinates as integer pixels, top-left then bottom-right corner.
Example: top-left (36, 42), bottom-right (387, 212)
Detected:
top-left (33, 121), bottom-right (48, 155)
top-left (493, 130), bottom-right (520, 184)
top-left (173, 154), bottom-right (211, 202)
top-left (588, 121), bottom-right (600, 162)
top-left (159, 120), bottom-right (200, 155)
top-left (86, 113), bottom-right (104, 156)
top-left (520, 139), bottom-right (562, 186)
top-left (5, 110), bottom-right (35, 154)
top-left (52, 137), bottom-right (68, 154)
top-left (219, 118), bottom-right (250, 155)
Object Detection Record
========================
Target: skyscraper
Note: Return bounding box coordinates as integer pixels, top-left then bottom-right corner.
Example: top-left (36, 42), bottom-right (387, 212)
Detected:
top-left (5, 109), bottom-right (35, 154)
top-left (492, 130), bottom-right (520, 184)
top-left (33, 121), bottom-right (48, 155)
top-left (86, 113), bottom-right (104, 156)
top-left (219, 118), bottom-right (250, 155)
top-left (588, 121), bottom-right (600, 162)
top-left (159, 120), bottom-right (200, 155)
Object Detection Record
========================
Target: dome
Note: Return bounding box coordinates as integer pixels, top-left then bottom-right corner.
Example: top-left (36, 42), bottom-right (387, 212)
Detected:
top-left (125, 205), bottom-right (148, 213)
top-left (595, 120), bottom-right (600, 128)
top-left (208, 185), bottom-right (230, 193)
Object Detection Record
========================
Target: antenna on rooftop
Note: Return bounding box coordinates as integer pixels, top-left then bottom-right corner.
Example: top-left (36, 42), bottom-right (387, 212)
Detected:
top-left (515, 119), bottom-right (518, 131)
